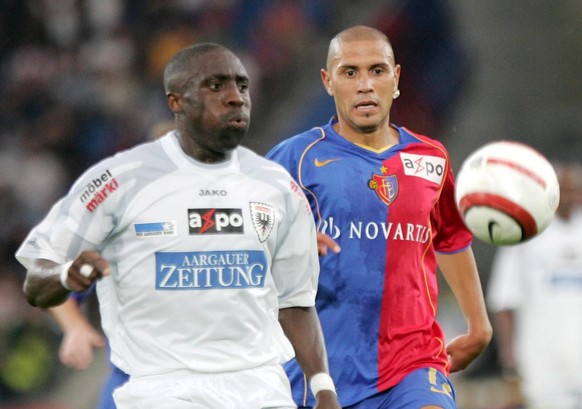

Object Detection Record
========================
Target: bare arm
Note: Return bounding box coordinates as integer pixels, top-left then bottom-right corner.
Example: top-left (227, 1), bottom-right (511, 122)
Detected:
top-left (437, 248), bottom-right (493, 372)
top-left (279, 306), bottom-right (340, 408)
top-left (23, 250), bottom-right (110, 308)
top-left (49, 297), bottom-right (106, 369)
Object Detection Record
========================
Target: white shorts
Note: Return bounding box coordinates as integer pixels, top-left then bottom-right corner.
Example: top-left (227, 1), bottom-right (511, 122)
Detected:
top-left (113, 364), bottom-right (296, 409)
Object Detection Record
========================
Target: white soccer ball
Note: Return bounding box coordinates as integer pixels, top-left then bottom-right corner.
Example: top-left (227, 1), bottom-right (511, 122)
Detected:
top-left (455, 141), bottom-right (560, 246)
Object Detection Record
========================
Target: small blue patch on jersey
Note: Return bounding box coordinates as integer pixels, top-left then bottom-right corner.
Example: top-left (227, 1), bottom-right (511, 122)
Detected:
top-left (134, 221), bottom-right (176, 237)
top-left (155, 250), bottom-right (267, 290)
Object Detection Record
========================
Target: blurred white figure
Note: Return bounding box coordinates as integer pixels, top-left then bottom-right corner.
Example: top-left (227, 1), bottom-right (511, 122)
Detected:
top-left (488, 162), bottom-right (582, 409)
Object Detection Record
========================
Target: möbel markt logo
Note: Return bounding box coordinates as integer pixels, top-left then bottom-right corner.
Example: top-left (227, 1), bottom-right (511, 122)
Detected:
top-left (79, 169), bottom-right (119, 213)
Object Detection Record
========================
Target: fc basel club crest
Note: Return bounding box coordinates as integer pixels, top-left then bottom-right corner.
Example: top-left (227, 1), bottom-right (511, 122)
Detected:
top-left (250, 202), bottom-right (275, 242)
top-left (368, 174), bottom-right (398, 205)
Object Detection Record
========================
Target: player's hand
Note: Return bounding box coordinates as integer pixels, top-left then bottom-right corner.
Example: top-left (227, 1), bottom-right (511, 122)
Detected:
top-left (317, 232), bottom-right (341, 256)
top-left (314, 390), bottom-right (341, 409)
top-left (59, 322), bottom-right (106, 369)
top-left (446, 330), bottom-right (491, 372)
top-left (64, 250), bottom-right (111, 292)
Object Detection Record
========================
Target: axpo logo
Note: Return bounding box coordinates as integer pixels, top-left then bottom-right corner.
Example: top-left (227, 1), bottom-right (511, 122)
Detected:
top-left (400, 152), bottom-right (446, 184)
top-left (188, 208), bottom-right (244, 234)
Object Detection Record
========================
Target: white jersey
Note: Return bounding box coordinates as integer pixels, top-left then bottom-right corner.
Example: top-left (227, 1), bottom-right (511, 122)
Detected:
top-left (16, 132), bottom-right (319, 377)
top-left (487, 209), bottom-right (582, 408)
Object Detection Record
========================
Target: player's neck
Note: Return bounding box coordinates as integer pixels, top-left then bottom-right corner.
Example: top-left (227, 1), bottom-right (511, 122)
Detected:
top-left (176, 130), bottom-right (233, 164)
top-left (334, 121), bottom-right (399, 151)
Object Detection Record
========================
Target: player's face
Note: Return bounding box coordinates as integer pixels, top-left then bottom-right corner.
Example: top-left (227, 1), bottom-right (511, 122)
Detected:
top-left (179, 50), bottom-right (251, 159)
top-left (322, 39), bottom-right (400, 134)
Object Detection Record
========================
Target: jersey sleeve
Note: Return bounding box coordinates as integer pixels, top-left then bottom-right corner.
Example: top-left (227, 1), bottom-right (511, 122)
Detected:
top-left (270, 174), bottom-right (319, 309)
top-left (431, 163), bottom-right (473, 253)
top-left (266, 139), bottom-right (301, 181)
top-left (15, 158), bottom-right (127, 270)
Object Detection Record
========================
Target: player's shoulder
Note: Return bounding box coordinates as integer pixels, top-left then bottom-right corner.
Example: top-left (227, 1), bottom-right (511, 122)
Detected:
top-left (238, 146), bottom-right (302, 194)
top-left (238, 146), bottom-right (292, 178)
top-left (398, 126), bottom-right (449, 156)
top-left (70, 136), bottom-right (170, 191)
top-left (113, 134), bottom-right (168, 162)
top-left (269, 127), bottom-right (326, 155)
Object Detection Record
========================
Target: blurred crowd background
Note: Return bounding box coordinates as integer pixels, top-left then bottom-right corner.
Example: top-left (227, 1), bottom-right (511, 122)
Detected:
top-left (1, 1), bottom-right (581, 408)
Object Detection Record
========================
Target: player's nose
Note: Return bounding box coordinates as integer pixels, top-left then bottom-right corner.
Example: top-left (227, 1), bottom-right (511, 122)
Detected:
top-left (225, 82), bottom-right (245, 106)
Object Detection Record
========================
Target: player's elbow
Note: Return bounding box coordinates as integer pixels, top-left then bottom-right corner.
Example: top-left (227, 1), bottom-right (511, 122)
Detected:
top-left (23, 280), bottom-right (46, 307)
top-left (23, 277), bottom-right (67, 308)
top-left (474, 323), bottom-right (494, 348)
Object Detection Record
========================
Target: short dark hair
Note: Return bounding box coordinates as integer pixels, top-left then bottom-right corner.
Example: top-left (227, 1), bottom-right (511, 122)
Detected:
top-left (163, 43), bottom-right (226, 94)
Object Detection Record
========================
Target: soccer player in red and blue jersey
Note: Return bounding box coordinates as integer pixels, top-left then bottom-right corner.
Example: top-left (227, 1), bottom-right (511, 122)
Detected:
top-left (267, 25), bottom-right (492, 409)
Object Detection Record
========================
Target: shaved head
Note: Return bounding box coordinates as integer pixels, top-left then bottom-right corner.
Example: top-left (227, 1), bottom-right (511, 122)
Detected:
top-left (320, 25), bottom-right (401, 145)
top-left (326, 26), bottom-right (394, 70)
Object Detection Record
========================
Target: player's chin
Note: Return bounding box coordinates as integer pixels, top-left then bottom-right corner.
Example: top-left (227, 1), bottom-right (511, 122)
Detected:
top-left (350, 114), bottom-right (383, 131)
top-left (354, 119), bottom-right (382, 133)
top-left (219, 128), bottom-right (247, 150)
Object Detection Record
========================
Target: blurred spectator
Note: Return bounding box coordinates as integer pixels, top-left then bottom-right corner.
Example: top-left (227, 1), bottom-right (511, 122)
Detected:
top-left (0, 264), bottom-right (62, 405)
top-left (487, 162), bottom-right (582, 409)
top-left (372, 0), bottom-right (472, 139)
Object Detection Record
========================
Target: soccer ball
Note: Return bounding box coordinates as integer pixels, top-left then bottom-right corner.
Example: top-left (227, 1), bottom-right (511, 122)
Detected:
top-left (455, 141), bottom-right (560, 246)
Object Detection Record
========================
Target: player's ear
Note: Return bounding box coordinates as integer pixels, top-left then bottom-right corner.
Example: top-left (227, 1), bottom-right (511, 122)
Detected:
top-left (321, 69), bottom-right (333, 96)
top-left (393, 64), bottom-right (401, 90)
top-left (167, 92), bottom-right (184, 114)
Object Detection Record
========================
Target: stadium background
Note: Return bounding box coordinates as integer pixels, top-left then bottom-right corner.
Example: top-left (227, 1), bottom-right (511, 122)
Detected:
top-left (1, 1), bottom-right (581, 408)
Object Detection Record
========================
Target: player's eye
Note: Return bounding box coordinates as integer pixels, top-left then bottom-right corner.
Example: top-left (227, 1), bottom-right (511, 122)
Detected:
top-left (209, 82), bottom-right (223, 91)
top-left (238, 82), bottom-right (249, 93)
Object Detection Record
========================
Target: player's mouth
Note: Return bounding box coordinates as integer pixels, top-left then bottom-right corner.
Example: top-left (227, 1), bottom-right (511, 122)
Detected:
top-left (354, 100), bottom-right (379, 112)
top-left (226, 113), bottom-right (249, 129)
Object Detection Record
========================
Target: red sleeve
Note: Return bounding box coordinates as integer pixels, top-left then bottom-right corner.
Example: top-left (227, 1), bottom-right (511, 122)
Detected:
top-left (431, 164), bottom-right (473, 253)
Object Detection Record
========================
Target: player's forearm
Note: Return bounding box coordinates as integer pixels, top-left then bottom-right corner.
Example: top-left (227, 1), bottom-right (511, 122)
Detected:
top-left (278, 306), bottom-right (330, 377)
top-left (437, 250), bottom-right (492, 342)
top-left (23, 260), bottom-right (71, 308)
top-left (48, 297), bottom-right (89, 332)
top-left (453, 276), bottom-right (491, 339)
top-left (24, 251), bottom-right (110, 308)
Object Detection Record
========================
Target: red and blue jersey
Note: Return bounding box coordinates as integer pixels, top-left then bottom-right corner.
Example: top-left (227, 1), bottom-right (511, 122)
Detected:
top-left (266, 117), bottom-right (472, 406)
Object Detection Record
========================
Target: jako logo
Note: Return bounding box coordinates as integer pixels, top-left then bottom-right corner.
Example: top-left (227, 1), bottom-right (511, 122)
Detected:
top-left (188, 208), bottom-right (244, 234)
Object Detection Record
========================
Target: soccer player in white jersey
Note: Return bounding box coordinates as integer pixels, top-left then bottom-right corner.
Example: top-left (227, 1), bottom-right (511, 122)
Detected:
top-left (15, 43), bottom-right (340, 409)
top-left (488, 162), bottom-right (582, 409)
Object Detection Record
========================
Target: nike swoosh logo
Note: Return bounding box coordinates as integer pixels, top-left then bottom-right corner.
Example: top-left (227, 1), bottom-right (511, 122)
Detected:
top-left (314, 158), bottom-right (341, 167)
